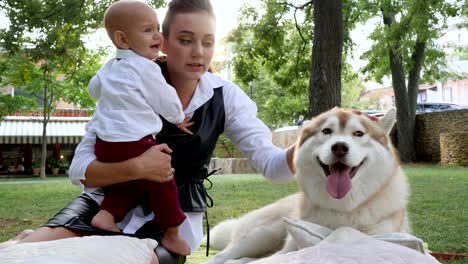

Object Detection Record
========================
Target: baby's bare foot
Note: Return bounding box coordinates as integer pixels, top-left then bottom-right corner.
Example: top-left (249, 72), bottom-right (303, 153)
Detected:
top-left (161, 228), bottom-right (191, 256)
top-left (91, 210), bottom-right (120, 232)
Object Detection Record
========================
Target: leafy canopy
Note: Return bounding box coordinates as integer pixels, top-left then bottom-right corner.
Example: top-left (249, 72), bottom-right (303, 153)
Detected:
top-left (227, 0), bottom-right (367, 127)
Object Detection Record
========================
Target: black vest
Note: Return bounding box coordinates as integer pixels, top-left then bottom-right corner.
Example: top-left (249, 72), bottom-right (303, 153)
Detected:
top-left (156, 88), bottom-right (225, 212)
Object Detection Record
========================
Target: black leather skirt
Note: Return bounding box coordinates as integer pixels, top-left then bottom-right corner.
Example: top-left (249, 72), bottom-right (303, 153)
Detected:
top-left (43, 193), bottom-right (186, 263)
top-left (43, 193), bottom-right (160, 240)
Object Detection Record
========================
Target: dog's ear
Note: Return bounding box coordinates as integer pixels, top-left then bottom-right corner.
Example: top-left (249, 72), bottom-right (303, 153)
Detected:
top-left (378, 108), bottom-right (396, 134)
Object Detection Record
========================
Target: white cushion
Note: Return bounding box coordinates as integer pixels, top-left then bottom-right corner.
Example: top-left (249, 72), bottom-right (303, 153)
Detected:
top-left (250, 219), bottom-right (440, 264)
top-left (283, 218), bottom-right (425, 253)
top-left (251, 237), bottom-right (440, 264)
top-left (0, 235), bottom-right (158, 264)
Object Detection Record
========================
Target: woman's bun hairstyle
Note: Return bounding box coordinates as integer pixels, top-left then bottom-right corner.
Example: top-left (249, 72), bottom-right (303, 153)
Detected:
top-left (162, 0), bottom-right (215, 38)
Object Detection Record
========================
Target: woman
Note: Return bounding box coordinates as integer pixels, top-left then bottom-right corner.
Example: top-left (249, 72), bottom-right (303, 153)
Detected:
top-left (5, 0), bottom-right (295, 263)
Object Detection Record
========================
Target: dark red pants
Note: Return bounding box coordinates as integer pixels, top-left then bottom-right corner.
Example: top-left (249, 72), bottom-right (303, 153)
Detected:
top-left (95, 135), bottom-right (186, 229)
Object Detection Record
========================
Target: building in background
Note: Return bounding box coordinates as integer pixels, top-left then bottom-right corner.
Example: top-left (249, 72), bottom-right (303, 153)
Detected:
top-left (360, 60), bottom-right (468, 110)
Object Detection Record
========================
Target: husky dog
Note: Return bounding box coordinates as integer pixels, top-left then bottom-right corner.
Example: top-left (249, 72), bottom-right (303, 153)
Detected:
top-left (206, 108), bottom-right (410, 264)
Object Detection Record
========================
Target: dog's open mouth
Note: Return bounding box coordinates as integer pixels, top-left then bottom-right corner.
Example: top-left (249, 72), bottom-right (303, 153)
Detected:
top-left (317, 158), bottom-right (363, 179)
top-left (317, 158), bottom-right (364, 199)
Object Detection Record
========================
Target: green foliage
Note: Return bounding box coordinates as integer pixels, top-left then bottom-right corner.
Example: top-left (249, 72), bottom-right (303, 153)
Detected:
top-left (226, 0), bottom-right (464, 131)
top-left (0, 94), bottom-right (35, 119)
top-left (46, 158), bottom-right (61, 169)
top-left (0, 1), bottom-right (167, 109)
top-left (450, 46), bottom-right (468, 61)
top-left (0, 0), bottom-right (118, 178)
top-left (359, 0), bottom-right (464, 85)
top-left (227, 0), bottom-right (370, 128)
top-left (341, 63), bottom-right (370, 110)
top-left (0, 1), bottom-right (169, 177)
top-left (227, 0), bottom-right (313, 128)
top-left (0, 1), bottom-right (109, 112)
top-left (30, 159), bottom-right (40, 168)
top-left (0, 1), bottom-right (168, 177)
top-left (213, 134), bottom-right (243, 158)
top-left (355, 0), bottom-right (464, 162)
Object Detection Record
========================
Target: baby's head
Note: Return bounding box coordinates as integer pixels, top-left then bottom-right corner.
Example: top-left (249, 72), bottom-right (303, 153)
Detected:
top-left (104, 0), bottom-right (162, 60)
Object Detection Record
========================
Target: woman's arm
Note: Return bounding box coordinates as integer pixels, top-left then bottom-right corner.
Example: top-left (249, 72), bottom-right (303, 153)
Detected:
top-left (69, 132), bottom-right (175, 188)
top-left (286, 144), bottom-right (296, 174)
top-left (83, 144), bottom-right (174, 188)
top-left (222, 83), bottom-right (296, 182)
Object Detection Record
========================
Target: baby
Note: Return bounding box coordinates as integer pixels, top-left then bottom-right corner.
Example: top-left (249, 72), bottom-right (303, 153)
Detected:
top-left (86, 0), bottom-right (191, 256)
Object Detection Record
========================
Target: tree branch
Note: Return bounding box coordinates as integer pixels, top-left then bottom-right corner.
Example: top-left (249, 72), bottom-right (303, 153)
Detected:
top-left (283, 1), bottom-right (313, 10)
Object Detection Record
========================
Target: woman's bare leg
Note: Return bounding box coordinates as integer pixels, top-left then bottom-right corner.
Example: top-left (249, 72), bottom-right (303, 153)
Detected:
top-left (0, 229), bottom-right (33, 249)
top-left (0, 227), bottom-right (77, 249)
top-left (14, 229), bottom-right (35, 240)
top-left (19, 227), bottom-right (81, 243)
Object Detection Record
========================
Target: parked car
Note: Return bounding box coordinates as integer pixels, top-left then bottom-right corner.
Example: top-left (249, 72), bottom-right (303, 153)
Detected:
top-left (416, 102), bottom-right (468, 113)
top-left (361, 110), bottom-right (385, 117)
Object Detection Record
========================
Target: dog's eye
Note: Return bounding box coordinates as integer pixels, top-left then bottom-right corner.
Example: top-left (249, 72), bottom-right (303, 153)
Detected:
top-left (322, 128), bottom-right (332, 135)
top-left (353, 131), bottom-right (364, 137)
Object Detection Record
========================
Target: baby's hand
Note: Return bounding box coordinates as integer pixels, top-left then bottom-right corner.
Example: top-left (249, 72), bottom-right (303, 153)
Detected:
top-left (176, 117), bottom-right (194, 135)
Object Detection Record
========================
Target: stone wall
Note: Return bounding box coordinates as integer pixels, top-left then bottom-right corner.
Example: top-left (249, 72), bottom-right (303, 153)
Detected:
top-left (415, 109), bottom-right (468, 162)
top-left (209, 129), bottom-right (301, 174)
top-left (272, 129), bottom-right (301, 149)
top-left (209, 158), bottom-right (258, 174)
top-left (440, 133), bottom-right (468, 165)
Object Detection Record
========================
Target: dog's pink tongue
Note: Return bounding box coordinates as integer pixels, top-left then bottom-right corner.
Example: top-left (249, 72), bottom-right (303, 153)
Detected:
top-left (326, 164), bottom-right (352, 199)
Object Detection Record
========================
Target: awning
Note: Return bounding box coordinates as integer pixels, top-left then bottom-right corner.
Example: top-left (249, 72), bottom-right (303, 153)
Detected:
top-left (0, 116), bottom-right (91, 144)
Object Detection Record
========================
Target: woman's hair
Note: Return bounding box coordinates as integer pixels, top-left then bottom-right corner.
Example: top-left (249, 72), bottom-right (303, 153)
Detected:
top-left (162, 0), bottom-right (215, 38)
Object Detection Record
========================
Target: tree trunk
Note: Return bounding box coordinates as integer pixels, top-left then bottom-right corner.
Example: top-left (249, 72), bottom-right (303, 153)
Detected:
top-left (40, 131), bottom-right (47, 179)
top-left (381, 2), bottom-right (419, 162)
top-left (309, 0), bottom-right (343, 118)
top-left (408, 41), bottom-right (426, 117)
top-left (400, 41), bottom-right (426, 162)
top-left (40, 82), bottom-right (49, 179)
top-left (388, 47), bottom-right (415, 162)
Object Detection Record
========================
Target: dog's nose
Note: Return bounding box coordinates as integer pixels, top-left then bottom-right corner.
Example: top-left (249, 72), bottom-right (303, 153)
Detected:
top-left (331, 142), bottom-right (349, 157)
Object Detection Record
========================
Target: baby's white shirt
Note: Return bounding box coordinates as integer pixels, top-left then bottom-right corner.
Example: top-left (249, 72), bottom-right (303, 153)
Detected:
top-left (86, 49), bottom-right (184, 142)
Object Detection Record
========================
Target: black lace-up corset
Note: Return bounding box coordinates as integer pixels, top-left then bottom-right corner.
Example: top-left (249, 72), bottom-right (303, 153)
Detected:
top-left (156, 87), bottom-right (225, 212)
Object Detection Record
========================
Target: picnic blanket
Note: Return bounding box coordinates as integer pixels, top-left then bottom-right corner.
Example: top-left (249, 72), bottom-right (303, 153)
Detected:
top-left (0, 218), bottom-right (441, 264)
top-left (250, 218), bottom-right (440, 264)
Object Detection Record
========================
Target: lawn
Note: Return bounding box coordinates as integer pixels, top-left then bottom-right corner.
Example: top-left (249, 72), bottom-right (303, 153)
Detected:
top-left (0, 165), bottom-right (466, 264)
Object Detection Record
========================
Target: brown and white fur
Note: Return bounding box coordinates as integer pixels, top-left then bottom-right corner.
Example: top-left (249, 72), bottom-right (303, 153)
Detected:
top-left (205, 108), bottom-right (410, 264)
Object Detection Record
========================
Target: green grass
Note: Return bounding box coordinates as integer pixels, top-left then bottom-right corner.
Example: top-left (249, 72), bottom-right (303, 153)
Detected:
top-left (404, 165), bottom-right (468, 257)
top-left (0, 165), bottom-right (466, 264)
top-left (0, 177), bottom-right (82, 241)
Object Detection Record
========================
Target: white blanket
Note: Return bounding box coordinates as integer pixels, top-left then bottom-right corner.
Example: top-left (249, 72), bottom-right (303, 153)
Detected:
top-left (0, 221), bottom-right (441, 264)
top-left (0, 235), bottom-right (158, 264)
top-left (250, 220), bottom-right (440, 264)
top-left (251, 237), bottom-right (440, 264)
